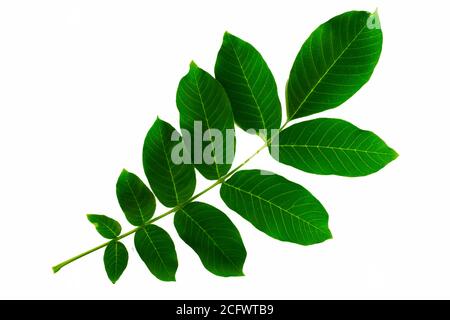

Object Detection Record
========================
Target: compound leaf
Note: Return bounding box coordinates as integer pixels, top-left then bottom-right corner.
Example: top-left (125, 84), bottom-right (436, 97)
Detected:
top-left (271, 118), bottom-right (398, 176)
top-left (116, 169), bottom-right (156, 226)
top-left (174, 202), bottom-right (246, 277)
top-left (87, 214), bottom-right (121, 239)
top-left (215, 32), bottom-right (281, 137)
top-left (143, 118), bottom-right (196, 207)
top-left (286, 11), bottom-right (382, 119)
top-left (176, 62), bottom-right (235, 180)
top-left (134, 225), bottom-right (178, 281)
top-left (220, 170), bottom-right (332, 245)
top-left (104, 240), bottom-right (128, 284)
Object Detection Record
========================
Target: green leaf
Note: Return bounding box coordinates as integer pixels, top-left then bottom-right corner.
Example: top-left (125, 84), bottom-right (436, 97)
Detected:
top-left (134, 225), bottom-right (178, 281)
top-left (271, 118), bottom-right (398, 177)
top-left (220, 170), bottom-right (332, 245)
top-left (176, 62), bottom-right (235, 180)
top-left (215, 32), bottom-right (281, 136)
top-left (174, 202), bottom-right (246, 277)
top-left (116, 169), bottom-right (156, 226)
top-left (103, 240), bottom-right (128, 284)
top-left (87, 214), bottom-right (121, 239)
top-left (286, 11), bottom-right (382, 119)
top-left (143, 118), bottom-right (196, 207)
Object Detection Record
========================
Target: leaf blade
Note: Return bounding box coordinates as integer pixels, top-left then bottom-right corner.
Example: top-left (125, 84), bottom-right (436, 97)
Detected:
top-left (143, 118), bottom-right (196, 207)
top-left (116, 169), bottom-right (156, 226)
top-left (174, 202), bottom-right (246, 277)
top-left (287, 11), bottom-right (382, 119)
top-left (271, 118), bottom-right (398, 176)
top-left (104, 240), bottom-right (128, 284)
top-left (87, 214), bottom-right (121, 239)
top-left (220, 170), bottom-right (331, 245)
top-left (215, 32), bottom-right (281, 136)
top-left (134, 225), bottom-right (178, 281)
top-left (176, 62), bottom-right (235, 180)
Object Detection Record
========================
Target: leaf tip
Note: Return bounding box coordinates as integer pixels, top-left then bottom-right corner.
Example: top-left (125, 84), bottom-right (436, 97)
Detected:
top-left (318, 227), bottom-right (333, 243)
top-left (392, 149), bottom-right (399, 160)
top-left (223, 31), bottom-right (238, 44)
top-left (154, 116), bottom-right (164, 127)
top-left (86, 214), bottom-right (95, 222)
top-left (189, 60), bottom-right (198, 70)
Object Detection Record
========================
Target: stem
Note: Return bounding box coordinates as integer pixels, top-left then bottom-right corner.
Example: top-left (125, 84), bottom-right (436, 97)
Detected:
top-left (52, 125), bottom-right (282, 273)
top-left (52, 241), bottom-right (109, 273)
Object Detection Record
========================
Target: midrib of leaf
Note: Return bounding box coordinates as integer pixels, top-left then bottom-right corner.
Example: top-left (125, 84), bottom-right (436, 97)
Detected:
top-left (179, 208), bottom-right (240, 270)
top-left (229, 39), bottom-right (267, 130)
top-left (142, 227), bottom-right (171, 278)
top-left (289, 25), bottom-right (366, 120)
top-left (193, 71), bottom-right (221, 178)
top-left (223, 182), bottom-right (329, 236)
top-left (113, 242), bottom-right (119, 279)
top-left (94, 221), bottom-right (117, 237)
top-left (125, 177), bottom-right (146, 224)
top-left (158, 125), bottom-right (180, 204)
top-left (274, 144), bottom-right (393, 156)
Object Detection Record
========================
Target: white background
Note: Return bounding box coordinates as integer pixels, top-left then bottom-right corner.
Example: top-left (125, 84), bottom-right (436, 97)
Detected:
top-left (1, 0), bottom-right (449, 299)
